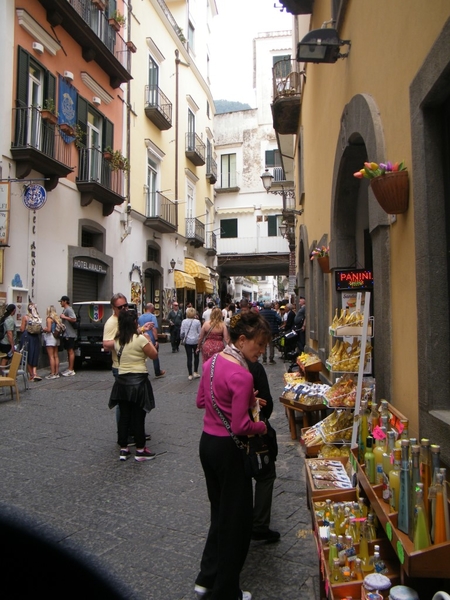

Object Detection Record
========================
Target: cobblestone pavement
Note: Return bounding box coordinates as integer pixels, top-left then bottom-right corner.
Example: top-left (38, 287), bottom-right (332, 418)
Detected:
top-left (0, 343), bottom-right (321, 599)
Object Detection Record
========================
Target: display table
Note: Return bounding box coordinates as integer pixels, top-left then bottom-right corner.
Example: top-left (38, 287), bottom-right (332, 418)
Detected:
top-left (279, 395), bottom-right (328, 439)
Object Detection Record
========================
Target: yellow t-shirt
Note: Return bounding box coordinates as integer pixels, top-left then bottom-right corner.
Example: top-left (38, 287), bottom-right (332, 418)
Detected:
top-left (114, 334), bottom-right (149, 374)
top-left (103, 314), bottom-right (119, 368)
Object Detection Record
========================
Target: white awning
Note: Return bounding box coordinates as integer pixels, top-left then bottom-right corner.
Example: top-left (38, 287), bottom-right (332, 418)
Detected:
top-left (216, 207), bottom-right (254, 215)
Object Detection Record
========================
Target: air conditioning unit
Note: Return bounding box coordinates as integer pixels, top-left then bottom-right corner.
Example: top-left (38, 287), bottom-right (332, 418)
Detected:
top-left (32, 42), bottom-right (44, 54)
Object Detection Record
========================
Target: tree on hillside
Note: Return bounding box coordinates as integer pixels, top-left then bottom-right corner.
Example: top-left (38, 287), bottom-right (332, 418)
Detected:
top-left (214, 99), bottom-right (252, 114)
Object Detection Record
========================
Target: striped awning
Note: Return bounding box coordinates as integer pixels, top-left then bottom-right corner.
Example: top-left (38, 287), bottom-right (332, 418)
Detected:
top-left (196, 279), bottom-right (213, 294)
top-left (216, 207), bottom-right (254, 215)
top-left (174, 270), bottom-right (196, 290)
top-left (185, 258), bottom-right (209, 280)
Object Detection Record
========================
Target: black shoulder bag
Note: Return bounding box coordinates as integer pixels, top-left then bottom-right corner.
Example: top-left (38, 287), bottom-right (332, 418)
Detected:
top-left (209, 354), bottom-right (272, 477)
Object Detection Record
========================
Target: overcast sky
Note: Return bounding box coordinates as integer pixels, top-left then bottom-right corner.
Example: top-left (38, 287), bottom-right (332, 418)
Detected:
top-left (209, 0), bottom-right (292, 107)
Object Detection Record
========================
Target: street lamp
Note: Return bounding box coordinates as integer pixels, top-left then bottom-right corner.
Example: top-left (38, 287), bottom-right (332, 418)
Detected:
top-left (260, 169), bottom-right (303, 215)
top-left (296, 27), bottom-right (351, 64)
top-left (168, 258), bottom-right (176, 274)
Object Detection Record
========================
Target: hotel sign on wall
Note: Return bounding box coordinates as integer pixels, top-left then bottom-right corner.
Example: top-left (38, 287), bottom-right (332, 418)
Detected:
top-left (335, 269), bottom-right (373, 292)
top-left (0, 183), bottom-right (10, 246)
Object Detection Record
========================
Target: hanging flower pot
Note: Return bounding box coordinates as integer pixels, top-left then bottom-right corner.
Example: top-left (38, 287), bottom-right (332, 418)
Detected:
top-left (354, 160), bottom-right (409, 215)
top-left (41, 110), bottom-right (57, 125)
top-left (108, 18), bottom-right (121, 32)
top-left (126, 41), bottom-right (137, 53)
top-left (59, 123), bottom-right (75, 136)
top-left (317, 256), bottom-right (331, 273)
top-left (103, 150), bottom-right (113, 162)
top-left (369, 170), bottom-right (409, 214)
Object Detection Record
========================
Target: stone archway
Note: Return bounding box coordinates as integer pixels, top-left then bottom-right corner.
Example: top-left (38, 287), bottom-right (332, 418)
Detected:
top-left (330, 93), bottom-right (392, 400)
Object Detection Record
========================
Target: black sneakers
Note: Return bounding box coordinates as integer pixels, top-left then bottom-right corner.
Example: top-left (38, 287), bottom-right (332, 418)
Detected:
top-left (135, 448), bottom-right (156, 462)
top-left (251, 529), bottom-right (281, 543)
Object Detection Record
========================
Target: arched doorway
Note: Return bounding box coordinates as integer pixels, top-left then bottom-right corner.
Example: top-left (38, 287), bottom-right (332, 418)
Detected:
top-left (330, 94), bottom-right (392, 399)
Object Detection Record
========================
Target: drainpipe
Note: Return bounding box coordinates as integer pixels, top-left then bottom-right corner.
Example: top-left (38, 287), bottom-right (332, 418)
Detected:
top-left (121, 2), bottom-right (132, 243)
top-left (174, 49), bottom-right (190, 227)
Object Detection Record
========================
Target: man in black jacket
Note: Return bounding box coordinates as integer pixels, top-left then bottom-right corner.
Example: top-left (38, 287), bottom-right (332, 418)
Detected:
top-left (247, 359), bottom-right (280, 543)
top-left (259, 302), bottom-right (281, 364)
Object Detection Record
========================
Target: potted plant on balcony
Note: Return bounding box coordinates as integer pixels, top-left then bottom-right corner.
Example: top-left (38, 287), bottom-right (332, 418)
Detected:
top-left (109, 10), bottom-right (126, 31)
top-left (92, 0), bottom-right (106, 10)
top-left (103, 146), bottom-right (114, 161)
top-left (354, 161), bottom-right (409, 214)
top-left (104, 148), bottom-right (130, 173)
top-left (59, 123), bottom-right (75, 136)
top-left (126, 40), bottom-right (137, 53)
top-left (310, 246), bottom-right (330, 273)
top-left (41, 99), bottom-right (58, 125)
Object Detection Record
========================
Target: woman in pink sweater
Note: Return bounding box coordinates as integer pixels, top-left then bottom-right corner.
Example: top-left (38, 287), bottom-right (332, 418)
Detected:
top-left (194, 311), bottom-right (271, 600)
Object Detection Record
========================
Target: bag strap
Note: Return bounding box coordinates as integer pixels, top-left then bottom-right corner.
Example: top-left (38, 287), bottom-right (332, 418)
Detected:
top-left (209, 354), bottom-right (247, 451)
top-left (117, 345), bottom-right (124, 365)
top-left (200, 324), bottom-right (214, 348)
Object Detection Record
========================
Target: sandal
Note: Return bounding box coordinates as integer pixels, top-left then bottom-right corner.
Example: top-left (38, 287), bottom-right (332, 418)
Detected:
top-left (33, 376), bottom-right (42, 382)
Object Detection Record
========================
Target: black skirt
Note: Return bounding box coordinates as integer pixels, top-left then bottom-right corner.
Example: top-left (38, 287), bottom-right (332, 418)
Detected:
top-left (109, 372), bottom-right (155, 413)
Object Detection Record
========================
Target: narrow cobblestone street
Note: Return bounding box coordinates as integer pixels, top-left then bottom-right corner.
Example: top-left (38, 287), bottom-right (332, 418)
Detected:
top-left (0, 342), bottom-right (320, 599)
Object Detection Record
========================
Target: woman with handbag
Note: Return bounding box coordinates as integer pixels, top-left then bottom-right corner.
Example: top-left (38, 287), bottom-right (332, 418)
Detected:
top-left (194, 311), bottom-right (271, 600)
top-left (180, 307), bottom-right (201, 380)
top-left (108, 309), bottom-right (158, 462)
top-left (42, 305), bottom-right (62, 379)
top-left (197, 307), bottom-right (230, 363)
top-left (20, 302), bottom-right (43, 382)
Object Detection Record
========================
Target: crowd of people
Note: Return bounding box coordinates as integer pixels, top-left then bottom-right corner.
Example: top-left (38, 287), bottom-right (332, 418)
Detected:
top-left (1, 291), bottom-right (306, 600)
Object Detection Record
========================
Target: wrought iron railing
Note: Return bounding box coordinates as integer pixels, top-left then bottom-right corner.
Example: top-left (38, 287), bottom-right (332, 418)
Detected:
top-left (206, 156), bottom-right (217, 180)
top-left (185, 132), bottom-right (205, 161)
top-left (77, 146), bottom-right (124, 195)
top-left (205, 231), bottom-right (217, 251)
top-left (144, 85), bottom-right (172, 123)
top-left (12, 105), bottom-right (71, 167)
top-left (185, 217), bottom-right (205, 243)
top-left (66, 0), bottom-right (129, 71)
top-left (145, 191), bottom-right (177, 226)
top-left (272, 58), bottom-right (302, 100)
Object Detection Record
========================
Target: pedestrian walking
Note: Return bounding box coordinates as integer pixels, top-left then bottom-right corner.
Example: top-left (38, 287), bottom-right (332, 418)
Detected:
top-left (180, 307), bottom-right (201, 380)
top-left (194, 310), bottom-right (271, 600)
top-left (42, 305), bottom-right (62, 379)
top-left (19, 302), bottom-right (43, 382)
top-left (197, 307), bottom-right (230, 363)
top-left (168, 302), bottom-right (183, 352)
top-left (259, 301), bottom-right (281, 364)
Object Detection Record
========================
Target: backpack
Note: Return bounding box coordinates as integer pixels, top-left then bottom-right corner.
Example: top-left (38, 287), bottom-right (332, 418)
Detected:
top-left (52, 320), bottom-right (66, 339)
top-left (0, 318), bottom-right (5, 340)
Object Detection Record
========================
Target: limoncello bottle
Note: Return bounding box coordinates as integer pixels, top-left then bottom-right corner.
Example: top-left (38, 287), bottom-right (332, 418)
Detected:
top-left (413, 482), bottom-right (431, 550)
top-left (389, 448), bottom-right (401, 512)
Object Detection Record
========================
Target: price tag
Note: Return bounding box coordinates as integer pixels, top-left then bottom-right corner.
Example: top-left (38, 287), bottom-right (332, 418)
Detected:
top-left (386, 522), bottom-right (393, 541)
top-left (396, 540), bottom-right (405, 564)
top-left (372, 425), bottom-right (386, 440)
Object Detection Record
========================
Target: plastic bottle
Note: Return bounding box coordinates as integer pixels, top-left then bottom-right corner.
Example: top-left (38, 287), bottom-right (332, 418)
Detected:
top-left (413, 482), bottom-right (431, 550)
top-left (420, 438), bottom-right (432, 526)
top-left (398, 439), bottom-right (410, 534)
top-left (365, 436), bottom-right (376, 484)
top-left (389, 448), bottom-right (401, 511)
top-left (358, 400), bottom-right (370, 463)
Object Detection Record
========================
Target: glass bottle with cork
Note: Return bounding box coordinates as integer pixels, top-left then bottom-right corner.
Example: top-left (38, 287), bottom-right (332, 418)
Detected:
top-left (389, 448), bottom-right (402, 512)
top-left (398, 439), bottom-right (411, 535)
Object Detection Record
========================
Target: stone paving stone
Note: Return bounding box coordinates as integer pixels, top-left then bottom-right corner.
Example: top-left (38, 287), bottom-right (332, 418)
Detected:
top-left (0, 343), bottom-right (321, 599)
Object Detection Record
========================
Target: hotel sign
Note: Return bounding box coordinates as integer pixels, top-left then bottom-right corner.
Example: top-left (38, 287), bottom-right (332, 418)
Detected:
top-left (335, 269), bottom-right (373, 292)
top-left (73, 258), bottom-right (107, 274)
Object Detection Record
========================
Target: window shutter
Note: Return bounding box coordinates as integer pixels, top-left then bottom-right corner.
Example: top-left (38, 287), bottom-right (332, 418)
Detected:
top-left (44, 71), bottom-right (56, 107)
top-left (77, 95), bottom-right (88, 148)
top-left (106, 0), bottom-right (117, 18)
top-left (220, 219), bottom-right (238, 238)
top-left (16, 47), bottom-right (29, 108)
top-left (265, 150), bottom-right (274, 167)
top-left (268, 215), bottom-right (278, 237)
top-left (103, 118), bottom-right (114, 151)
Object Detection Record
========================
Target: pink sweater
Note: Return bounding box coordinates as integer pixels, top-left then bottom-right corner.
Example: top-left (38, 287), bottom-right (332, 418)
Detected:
top-left (196, 354), bottom-right (266, 437)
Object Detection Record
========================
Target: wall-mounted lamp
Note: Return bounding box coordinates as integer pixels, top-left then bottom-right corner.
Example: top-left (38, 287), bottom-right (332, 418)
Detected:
top-left (93, 96), bottom-right (101, 106)
top-left (32, 42), bottom-right (44, 54)
top-left (260, 169), bottom-right (303, 215)
top-left (64, 70), bottom-right (74, 81)
top-left (296, 27), bottom-right (351, 64)
top-left (279, 221), bottom-right (296, 252)
top-left (168, 258), bottom-right (176, 274)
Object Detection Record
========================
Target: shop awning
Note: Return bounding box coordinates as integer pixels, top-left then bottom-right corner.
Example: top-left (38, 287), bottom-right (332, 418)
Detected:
top-left (185, 258), bottom-right (209, 280)
top-left (196, 279), bottom-right (213, 294)
top-left (216, 207), bottom-right (254, 215)
top-left (174, 270), bottom-right (196, 290)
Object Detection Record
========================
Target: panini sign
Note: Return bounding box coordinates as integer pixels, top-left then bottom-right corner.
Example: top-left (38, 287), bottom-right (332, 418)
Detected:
top-left (335, 269), bottom-right (373, 291)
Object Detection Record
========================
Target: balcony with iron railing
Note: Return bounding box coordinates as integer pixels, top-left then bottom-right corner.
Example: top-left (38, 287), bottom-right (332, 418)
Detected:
top-left (271, 58), bottom-right (302, 135)
top-left (76, 147), bottom-right (126, 216)
top-left (185, 132), bottom-right (205, 167)
top-left (185, 217), bottom-right (205, 247)
top-left (144, 85), bottom-right (172, 130)
top-left (38, 0), bottom-right (131, 88)
top-left (11, 105), bottom-right (74, 191)
top-left (215, 171), bottom-right (240, 193)
top-left (144, 191), bottom-right (177, 233)
top-left (206, 156), bottom-right (217, 184)
top-left (205, 231), bottom-right (217, 256)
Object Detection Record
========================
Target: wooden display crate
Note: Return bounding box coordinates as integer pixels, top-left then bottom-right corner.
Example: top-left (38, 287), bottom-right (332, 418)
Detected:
top-left (305, 457), bottom-right (357, 503)
top-left (279, 395), bottom-right (328, 439)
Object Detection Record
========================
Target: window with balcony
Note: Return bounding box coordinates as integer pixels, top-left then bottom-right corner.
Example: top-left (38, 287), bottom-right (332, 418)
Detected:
top-left (220, 218), bottom-right (238, 239)
top-left (188, 20), bottom-right (195, 53)
top-left (265, 150), bottom-right (284, 182)
top-left (146, 157), bottom-right (159, 217)
top-left (220, 153), bottom-right (237, 188)
top-left (187, 109), bottom-right (196, 150)
top-left (268, 215), bottom-right (283, 237)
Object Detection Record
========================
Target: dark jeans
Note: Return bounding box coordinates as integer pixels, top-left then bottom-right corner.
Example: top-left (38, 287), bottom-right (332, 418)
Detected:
top-left (196, 432), bottom-right (253, 599)
top-left (153, 356), bottom-right (163, 376)
top-left (170, 326), bottom-right (180, 351)
top-left (297, 329), bottom-right (306, 354)
top-left (263, 340), bottom-right (275, 362)
top-left (185, 343), bottom-right (199, 376)
top-left (117, 400), bottom-right (146, 449)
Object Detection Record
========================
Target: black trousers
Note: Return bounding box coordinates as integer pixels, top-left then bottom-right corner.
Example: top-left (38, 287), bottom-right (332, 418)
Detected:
top-left (170, 326), bottom-right (180, 350)
top-left (117, 400), bottom-right (146, 449)
top-left (196, 432), bottom-right (253, 599)
top-left (253, 460), bottom-right (276, 532)
top-left (184, 343), bottom-right (199, 375)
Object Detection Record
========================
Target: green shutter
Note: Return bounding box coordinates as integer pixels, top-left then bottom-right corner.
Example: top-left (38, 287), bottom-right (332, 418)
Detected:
top-left (16, 46), bottom-right (29, 107)
top-left (268, 215), bottom-right (277, 237)
top-left (77, 95), bottom-right (88, 148)
top-left (220, 219), bottom-right (237, 238)
top-left (103, 118), bottom-right (114, 151)
top-left (265, 150), bottom-right (274, 167)
top-left (106, 0), bottom-right (117, 18)
top-left (44, 71), bottom-right (56, 108)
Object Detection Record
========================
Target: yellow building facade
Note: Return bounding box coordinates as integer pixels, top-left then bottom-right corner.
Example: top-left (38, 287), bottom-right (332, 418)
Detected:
top-left (279, 0), bottom-right (450, 464)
